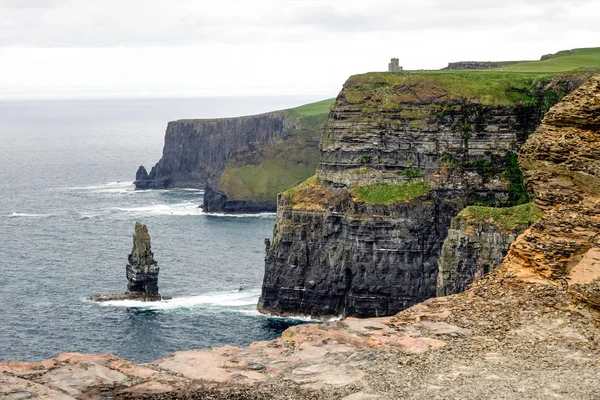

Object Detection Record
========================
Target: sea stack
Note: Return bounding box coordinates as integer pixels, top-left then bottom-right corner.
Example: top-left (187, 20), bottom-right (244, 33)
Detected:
top-left (89, 222), bottom-right (168, 302)
top-left (126, 222), bottom-right (160, 296)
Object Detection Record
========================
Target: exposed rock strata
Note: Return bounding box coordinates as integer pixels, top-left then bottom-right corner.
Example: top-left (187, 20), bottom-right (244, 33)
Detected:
top-left (505, 74), bottom-right (600, 306)
top-left (436, 204), bottom-right (539, 296)
top-left (260, 72), bottom-right (589, 318)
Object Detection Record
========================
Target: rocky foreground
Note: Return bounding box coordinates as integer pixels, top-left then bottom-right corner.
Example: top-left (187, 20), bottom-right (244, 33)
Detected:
top-left (1, 275), bottom-right (598, 399)
top-left (2, 77), bottom-right (599, 399)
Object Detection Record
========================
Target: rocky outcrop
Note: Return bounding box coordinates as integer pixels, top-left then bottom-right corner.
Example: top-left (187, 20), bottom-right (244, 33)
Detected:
top-left (126, 222), bottom-right (160, 295)
top-left (89, 223), bottom-right (168, 302)
top-left (260, 186), bottom-right (463, 318)
top-left (259, 72), bottom-right (591, 319)
top-left (436, 203), bottom-right (542, 296)
top-left (202, 186), bottom-right (276, 213)
top-left (503, 74), bottom-right (600, 307)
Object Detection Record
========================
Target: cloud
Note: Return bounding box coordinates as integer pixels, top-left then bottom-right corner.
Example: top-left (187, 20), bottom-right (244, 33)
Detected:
top-left (1, 0), bottom-right (597, 48)
top-left (0, 0), bottom-right (598, 98)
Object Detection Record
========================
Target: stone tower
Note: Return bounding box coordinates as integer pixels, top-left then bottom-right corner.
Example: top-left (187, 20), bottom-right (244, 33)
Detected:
top-left (388, 58), bottom-right (403, 72)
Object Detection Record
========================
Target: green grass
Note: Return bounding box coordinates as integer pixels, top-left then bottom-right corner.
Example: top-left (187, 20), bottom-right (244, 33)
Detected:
top-left (460, 203), bottom-right (543, 231)
top-left (288, 98), bottom-right (335, 117)
top-left (343, 71), bottom-right (556, 108)
top-left (218, 140), bottom-right (318, 202)
top-left (499, 48), bottom-right (600, 72)
top-left (351, 181), bottom-right (432, 205)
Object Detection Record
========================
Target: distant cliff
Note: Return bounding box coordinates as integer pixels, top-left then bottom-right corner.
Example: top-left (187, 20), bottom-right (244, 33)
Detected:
top-left (135, 112), bottom-right (289, 189)
top-left (136, 99), bottom-right (332, 212)
top-left (259, 70), bottom-right (595, 319)
top-left (443, 61), bottom-right (519, 70)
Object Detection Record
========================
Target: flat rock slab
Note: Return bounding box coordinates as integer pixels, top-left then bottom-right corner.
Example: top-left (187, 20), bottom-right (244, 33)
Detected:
top-left (88, 293), bottom-right (171, 302)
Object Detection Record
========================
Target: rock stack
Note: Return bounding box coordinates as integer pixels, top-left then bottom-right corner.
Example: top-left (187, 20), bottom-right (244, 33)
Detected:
top-left (126, 222), bottom-right (160, 296)
top-left (89, 222), bottom-right (169, 302)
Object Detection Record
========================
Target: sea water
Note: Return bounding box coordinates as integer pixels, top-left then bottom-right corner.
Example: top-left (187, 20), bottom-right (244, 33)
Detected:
top-left (0, 96), bottom-right (322, 363)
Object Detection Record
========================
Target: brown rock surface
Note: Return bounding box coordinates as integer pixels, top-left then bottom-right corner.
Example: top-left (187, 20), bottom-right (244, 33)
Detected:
top-left (2, 76), bottom-right (600, 399)
top-left (509, 75), bottom-right (600, 300)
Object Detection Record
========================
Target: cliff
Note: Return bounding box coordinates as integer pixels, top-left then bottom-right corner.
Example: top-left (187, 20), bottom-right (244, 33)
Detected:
top-left (136, 99), bottom-right (333, 213)
top-left (2, 74), bottom-right (599, 400)
top-left (505, 74), bottom-right (600, 306)
top-left (136, 111), bottom-right (288, 189)
top-left (259, 70), bottom-right (594, 319)
top-left (436, 203), bottom-right (542, 296)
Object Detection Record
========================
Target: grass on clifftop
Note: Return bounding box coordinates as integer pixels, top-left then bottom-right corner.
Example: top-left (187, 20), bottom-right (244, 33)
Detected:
top-left (460, 203), bottom-right (543, 231)
top-left (343, 71), bottom-right (557, 108)
top-left (498, 48), bottom-right (600, 72)
top-left (288, 98), bottom-right (335, 117)
top-left (351, 181), bottom-right (432, 205)
top-left (343, 48), bottom-right (600, 109)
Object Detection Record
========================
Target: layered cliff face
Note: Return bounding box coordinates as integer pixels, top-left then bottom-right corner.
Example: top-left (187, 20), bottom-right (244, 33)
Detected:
top-left (436, 203), bottom-right (542, 296)
top-left (260, 71), bottom-right (593, 318)
top-left (135, 112), bottom-right (289, 189)
top-left (504, 74), bottom-right (600, 307)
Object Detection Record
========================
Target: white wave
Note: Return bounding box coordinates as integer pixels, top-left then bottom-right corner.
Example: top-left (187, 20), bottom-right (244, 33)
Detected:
top-left (96, 289), bottom-right (262, 311)
top-left (64, 181), bottom-right (137, 194)
top-left (4, 212), bottom-right (54, 218)
top-left (202, 212), bottom-right (276, 218)
top-left (76, 212), bottom-right (103, 220)
top-left (114, 202), bottom-right (203, 216)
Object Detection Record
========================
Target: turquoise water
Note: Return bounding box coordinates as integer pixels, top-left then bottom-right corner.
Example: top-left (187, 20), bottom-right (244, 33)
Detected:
top-left (0, 96), bottom-right (320, 363)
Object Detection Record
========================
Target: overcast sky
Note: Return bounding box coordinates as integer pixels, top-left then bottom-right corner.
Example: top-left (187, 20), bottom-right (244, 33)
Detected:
top-left (0, 0), bottom-right (598, 99)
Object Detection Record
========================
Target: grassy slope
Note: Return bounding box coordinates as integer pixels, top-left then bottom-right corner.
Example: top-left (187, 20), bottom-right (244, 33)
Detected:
top-left (217, 99), bottom-right (334, 203)
top-left (344, 71), bottom-right (555, 108)
top-left (499, 48), bottom-right (600, 72)
top-left (459, 203), bottom-right (543, 231)
top-left (351, 181), bottom-right (432, 205)
top-left (288, 98), bottom-right (335, 117)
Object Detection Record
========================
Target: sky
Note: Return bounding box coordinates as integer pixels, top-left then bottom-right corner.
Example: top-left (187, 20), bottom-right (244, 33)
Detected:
top-left (0, 0), bottom-right (598, 99)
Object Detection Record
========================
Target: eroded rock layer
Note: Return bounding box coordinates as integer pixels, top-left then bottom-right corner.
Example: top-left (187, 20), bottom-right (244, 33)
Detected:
top-left (505, 74), bottom-right (600, 307)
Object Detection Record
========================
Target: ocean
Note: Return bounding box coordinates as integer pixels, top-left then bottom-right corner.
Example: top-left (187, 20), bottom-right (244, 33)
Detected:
top-left (0, 96), bottom-right (322, 363)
